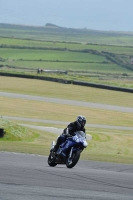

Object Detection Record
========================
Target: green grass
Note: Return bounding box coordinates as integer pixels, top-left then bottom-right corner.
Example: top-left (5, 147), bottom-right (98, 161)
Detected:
top-left (1, 37), bottom-right (133, 55)
top-left (82, 132), bottom-right (133, 164)
top-left (0, 48), bottom-right (107, 62)
top-left (1, 60), bottom-right (129, 73)
top-left (87, 77), bottom-right (133, 89)
top-left (1, 118), bottom-right (133, 164)
top-left (0, 118), bottom-right (57, 155)
top-left (0, 119), bottom-right (39, 141)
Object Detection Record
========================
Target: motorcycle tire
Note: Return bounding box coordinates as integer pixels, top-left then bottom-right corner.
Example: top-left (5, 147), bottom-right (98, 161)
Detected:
top-left (66, 150), bottom-right (80, 168)
top-left (48, 153), bottom-right (57, 167)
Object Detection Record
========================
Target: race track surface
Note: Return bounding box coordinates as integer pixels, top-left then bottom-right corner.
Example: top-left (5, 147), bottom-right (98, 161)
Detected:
top-left (1, 92), bottom-right (133, 199)
top-left (1, 91), bottom-right (133, 131)
top-left (2, 116), bottom-right (133, 131)
top-left (0, 152), bottom-right (133, 200)
top-left (1, 91), bottom-right (133, 113)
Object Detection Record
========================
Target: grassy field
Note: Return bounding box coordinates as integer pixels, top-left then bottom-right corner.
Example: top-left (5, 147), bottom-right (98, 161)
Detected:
top-left (0, 60), bottom-right (122, 71)
top-left (1, 37), bottom-right (133, 55)
top-left (0, 48), bottom-right (107, 62)
top-left (1, 36), bottom-right (133, 89)
top-left (1, 30), bottom-right (133, 89)
top-left (0, 77), bottom-right (133, 164)
top-left (0, 118), bottom-right (133, 164)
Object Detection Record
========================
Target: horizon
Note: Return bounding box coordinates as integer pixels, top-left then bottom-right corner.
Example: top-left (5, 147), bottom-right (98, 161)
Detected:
top-left (1, 0), bottom-right (133, 32)
top-left (1, 22), bottom-right (133, 34)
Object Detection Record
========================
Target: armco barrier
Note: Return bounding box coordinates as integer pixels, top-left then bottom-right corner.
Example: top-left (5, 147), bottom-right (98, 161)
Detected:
top-left (73, 81), bottom-right (133, 93)
top-left (0, 72), bottom-right (71, 84)
top-left (0, 72), bottom-right (133, 93)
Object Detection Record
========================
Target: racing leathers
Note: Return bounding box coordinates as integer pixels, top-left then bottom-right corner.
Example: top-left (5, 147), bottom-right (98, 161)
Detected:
top-left (53, 121), bottom-right (86, 152)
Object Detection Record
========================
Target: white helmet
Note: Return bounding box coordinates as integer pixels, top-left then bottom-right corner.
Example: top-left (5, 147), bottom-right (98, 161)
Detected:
top-left (76, 115), bottom-right (86, 128)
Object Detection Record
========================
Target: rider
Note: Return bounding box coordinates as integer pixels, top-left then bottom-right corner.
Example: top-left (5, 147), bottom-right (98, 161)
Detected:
top-left (53, 115), bottom-right (86, 153)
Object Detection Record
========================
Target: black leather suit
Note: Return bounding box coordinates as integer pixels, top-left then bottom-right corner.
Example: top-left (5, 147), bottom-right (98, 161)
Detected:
top-left (53, 121), bottom-right (86, 152)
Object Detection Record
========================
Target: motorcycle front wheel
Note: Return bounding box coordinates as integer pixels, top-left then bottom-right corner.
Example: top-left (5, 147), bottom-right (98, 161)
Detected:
top-left (48, 153), bottom-right (57, 167)
top-left (66, 151), bottom-right (80, 168)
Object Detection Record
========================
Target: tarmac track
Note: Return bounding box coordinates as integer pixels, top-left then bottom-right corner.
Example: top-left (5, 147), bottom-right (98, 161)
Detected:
top-left (0, 152), bottom-right (133, 200)
top-left (1, 91), bottom-right (133, 131)
top-left (1, 92), bottom-right (133, 199)
top-left (1, 91), bottom-right (133, 113)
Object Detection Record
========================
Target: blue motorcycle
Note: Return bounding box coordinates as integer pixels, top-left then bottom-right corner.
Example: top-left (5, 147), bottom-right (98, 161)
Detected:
top-left (48, 131), bottom-right (88, 168)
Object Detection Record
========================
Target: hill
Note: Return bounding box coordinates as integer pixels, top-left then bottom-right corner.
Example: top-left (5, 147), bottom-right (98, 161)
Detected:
top-left (0, 23), bottom-right (133, 46)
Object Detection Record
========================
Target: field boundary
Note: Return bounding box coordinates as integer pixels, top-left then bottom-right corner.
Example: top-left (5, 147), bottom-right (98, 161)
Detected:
top-left (0, 72), bottom-right (133, 93)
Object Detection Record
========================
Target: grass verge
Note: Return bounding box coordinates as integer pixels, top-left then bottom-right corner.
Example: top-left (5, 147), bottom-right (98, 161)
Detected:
top-left (0, 119), bottom-right (133, 164)
top-left (1, 96), bottom-right (133, 127)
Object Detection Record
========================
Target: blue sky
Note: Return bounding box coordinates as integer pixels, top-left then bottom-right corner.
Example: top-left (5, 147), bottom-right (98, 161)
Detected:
top-left (1, 0), bottom-right (133, 31)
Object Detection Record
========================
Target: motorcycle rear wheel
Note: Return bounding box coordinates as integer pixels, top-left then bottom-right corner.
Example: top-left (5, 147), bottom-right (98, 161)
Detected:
top-left (66, 151), bottom-right (80, 168)
top-left (48, 153), bottom-right (57, 167)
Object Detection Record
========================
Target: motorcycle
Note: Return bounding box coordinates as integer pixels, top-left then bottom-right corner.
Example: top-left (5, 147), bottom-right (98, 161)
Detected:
top-left (48, 131), bottom-right (88, 168)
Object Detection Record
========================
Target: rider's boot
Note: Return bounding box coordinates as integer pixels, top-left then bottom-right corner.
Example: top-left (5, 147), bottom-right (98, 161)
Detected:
top-left (52, 137), bottom-right (61, 153)
top-left (61, 152), bottom-right (67, 163)
top-left (52, 144), bottom-right (59, 153)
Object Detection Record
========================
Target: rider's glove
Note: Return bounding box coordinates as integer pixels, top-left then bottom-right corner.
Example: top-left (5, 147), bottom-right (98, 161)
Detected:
top-left (65, 133), bottom-right (71, 138)
top-left (62, 128), bottom-right (71, 138)
top-left (65, 128), bottom-right (71, 137)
